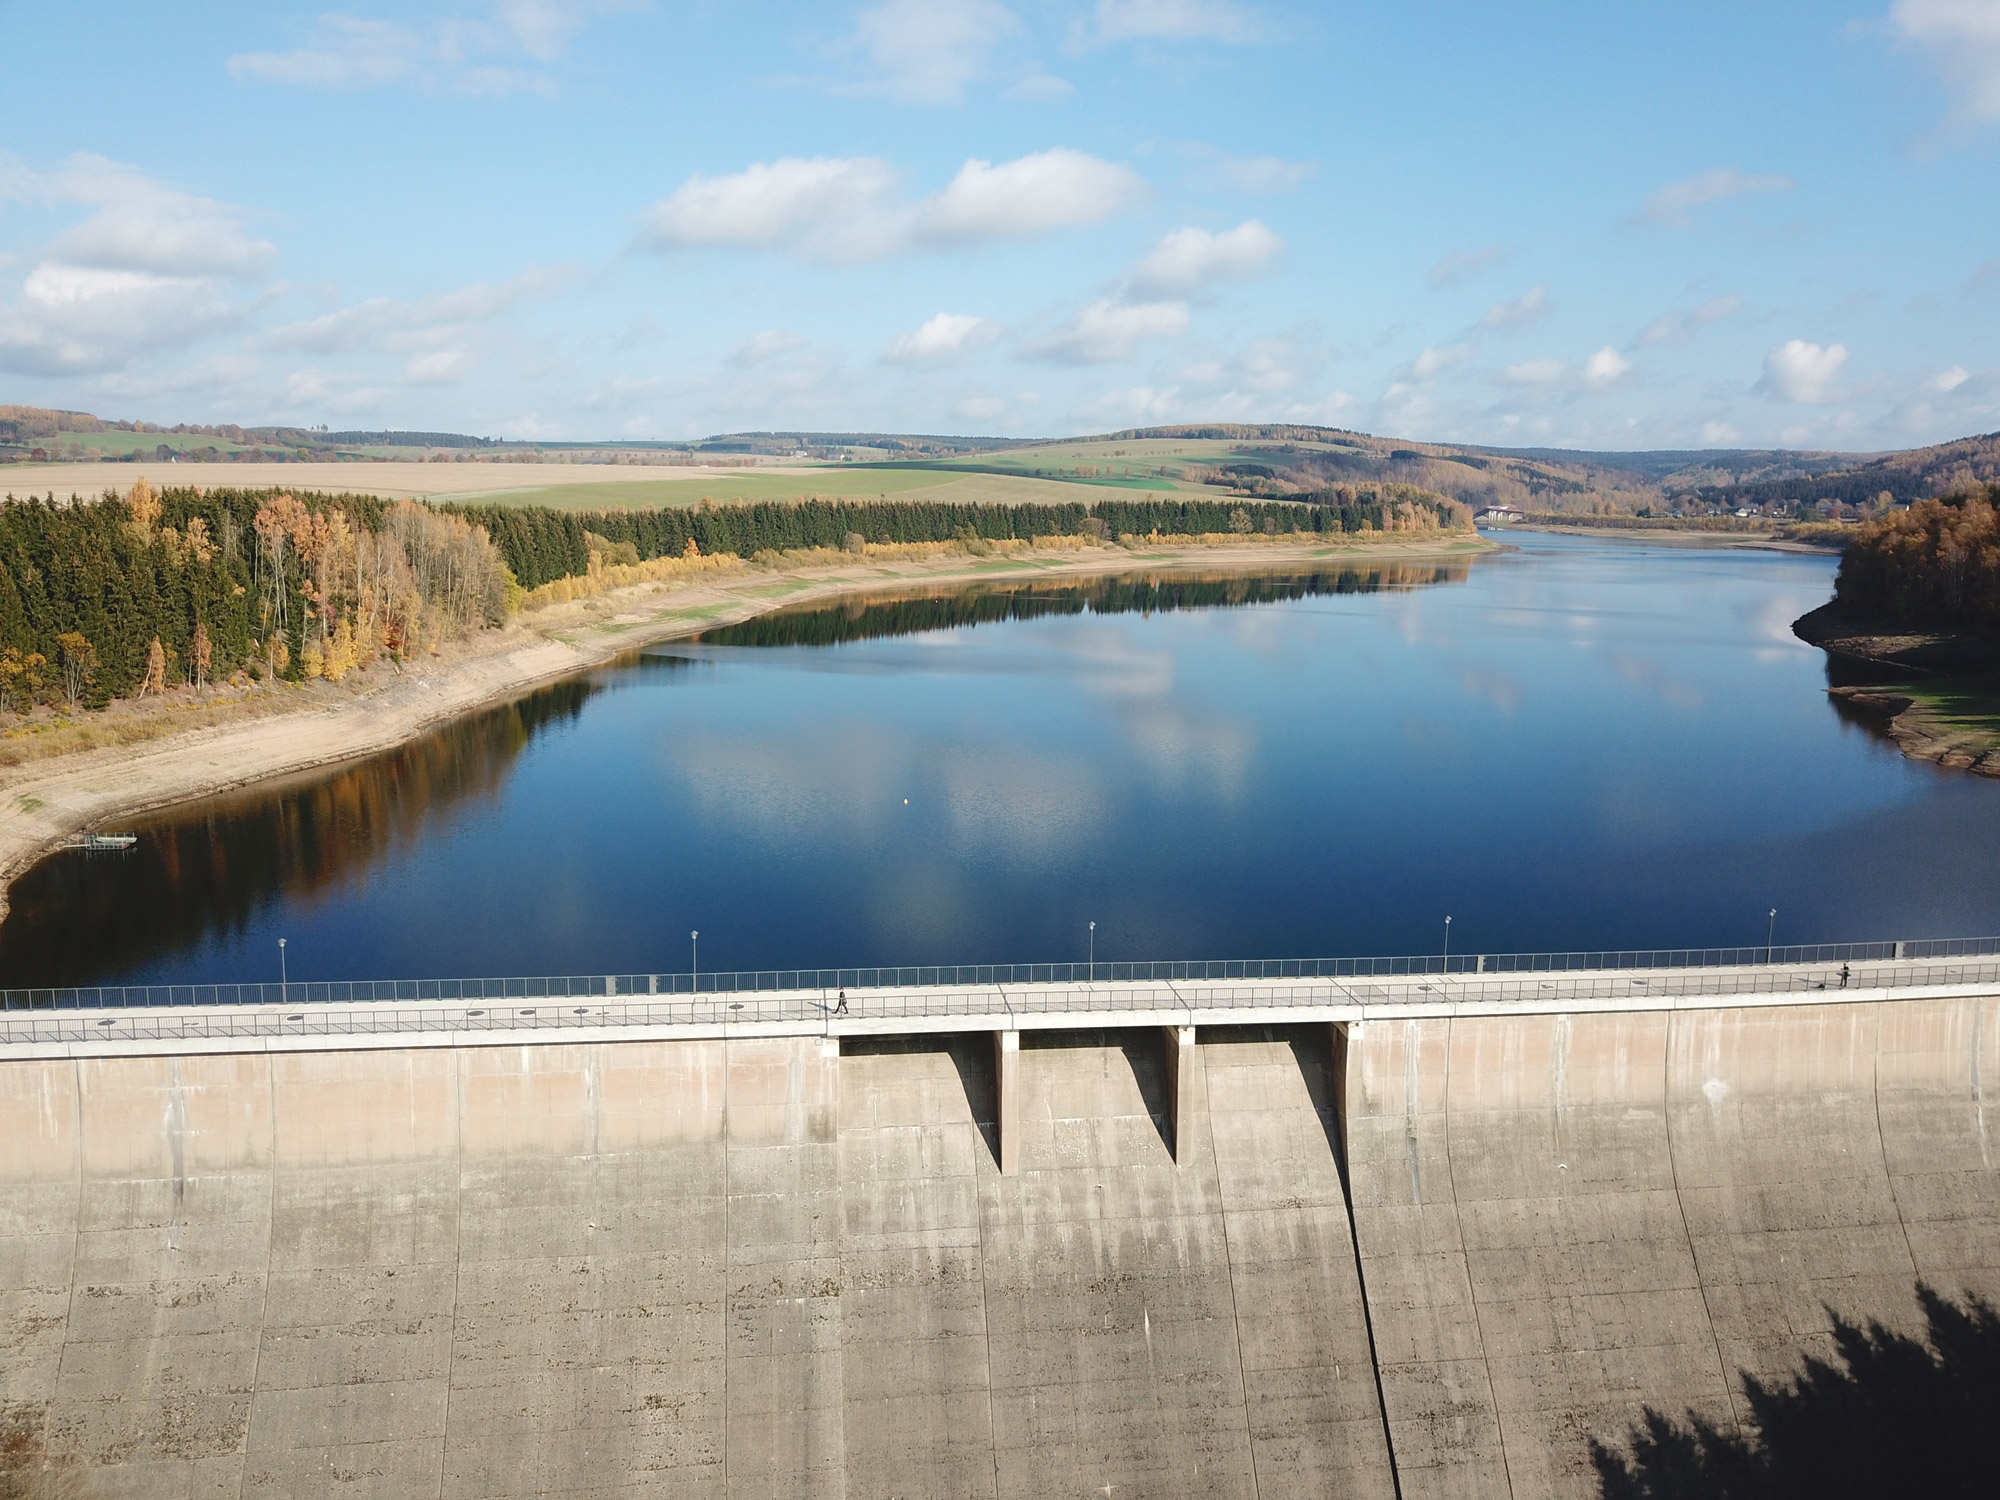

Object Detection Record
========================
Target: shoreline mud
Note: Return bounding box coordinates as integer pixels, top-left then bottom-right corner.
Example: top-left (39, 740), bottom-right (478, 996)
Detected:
top-left (0, 536), bottom-right (1491, 925)
top-left (1793, 601), bottom-right (2000, 777)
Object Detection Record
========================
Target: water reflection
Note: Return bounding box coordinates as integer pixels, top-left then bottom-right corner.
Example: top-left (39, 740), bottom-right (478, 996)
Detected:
top-left (688, 564), bottom-right (1470, 649)
top-left (4, 537), bottom-right (1997, 988)
top-left (0, 681), bottom-right (592, 985)
top-left (0, 565), bottom-right (1460, 987)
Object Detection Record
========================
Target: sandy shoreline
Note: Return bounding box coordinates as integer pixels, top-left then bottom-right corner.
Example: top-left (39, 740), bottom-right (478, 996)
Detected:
top-left (1501, 522), bottom-right (1845, 554)
top-left (0, 536), bottom-right (1490, 923)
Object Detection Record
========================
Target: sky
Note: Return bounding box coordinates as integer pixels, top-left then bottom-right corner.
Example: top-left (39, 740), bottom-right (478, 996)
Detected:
top-left (0, 0), bottom-right (1997, 450)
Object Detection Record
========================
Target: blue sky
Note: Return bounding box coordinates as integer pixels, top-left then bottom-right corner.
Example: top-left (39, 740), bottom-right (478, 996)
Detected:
top-left (1, 0), bottom-right (1996, 449)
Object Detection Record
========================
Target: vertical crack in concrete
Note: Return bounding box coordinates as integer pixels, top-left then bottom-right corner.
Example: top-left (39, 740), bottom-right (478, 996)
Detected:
top-left (720, 1040), bottom-right (732, 1499)
top-left (1204, 1037), bottom-right (1264, 1500)
top-left (436, 1049), bottom-right (465, 1500)
top-left (1974, 999), bottom-right (1990, 1171)
top-left (166, 1056), bottom-right (186, 1254)
top-left (1869, 1005), bottom-right (1920, 1280)
top-left (1661, 1013), bottom-right (1744, 1436)
top-left (973, 1038), bottom-right (1003, 1500)
top-left (1439, 1018), bottom-right (1517, 1500)
top-left (242, 1056), bottom-right (279, 1495)
top-left (1324, 1026), bottom-right (1405, 1500)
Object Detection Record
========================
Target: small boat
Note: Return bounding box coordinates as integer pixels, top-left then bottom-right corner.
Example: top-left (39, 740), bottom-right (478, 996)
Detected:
top-left (62, 833), bottom-right (139, 852)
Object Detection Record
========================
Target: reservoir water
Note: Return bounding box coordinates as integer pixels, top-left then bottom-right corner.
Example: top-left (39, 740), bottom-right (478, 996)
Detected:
top-left (5, 532), bottom-right (1999, 988)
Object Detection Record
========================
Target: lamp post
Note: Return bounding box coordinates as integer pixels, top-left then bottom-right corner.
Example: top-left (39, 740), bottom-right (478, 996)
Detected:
top-left (691, 930), bottom-right (699, 993)
top-left (1089, 920), bottom-right (1096, 983)
top-left (1443, 915), bottom-right (1452, 973)
top-left (1766, 909), bottom-right (1777, 965)
top-left (278, 937), bottom-right (287, 1000)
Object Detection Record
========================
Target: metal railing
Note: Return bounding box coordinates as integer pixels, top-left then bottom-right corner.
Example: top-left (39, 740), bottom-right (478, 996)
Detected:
top-left (2, 955), bottom-right (1997, 1051)
top-left (3, 934), bottom-right (1994, 1013)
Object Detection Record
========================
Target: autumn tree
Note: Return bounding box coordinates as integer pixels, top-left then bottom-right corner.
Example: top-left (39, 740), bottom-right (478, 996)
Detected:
top-left (126, 476), bottom-right (161, 533)
top-left (55, 633), bottom-right (97, 711)
top-left (189, 622), bottom-right (212, 690)
top-left (0, 647), bottom-right (45, 714)
top-left (138, 637), bottom-right (167, 697)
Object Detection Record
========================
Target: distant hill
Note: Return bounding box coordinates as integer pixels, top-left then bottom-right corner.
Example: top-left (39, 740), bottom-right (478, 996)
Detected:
top-left (4, 405), bottom-right (1994, 520)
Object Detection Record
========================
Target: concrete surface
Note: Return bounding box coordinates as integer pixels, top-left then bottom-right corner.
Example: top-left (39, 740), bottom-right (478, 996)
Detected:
top-left (0, 1028), bottom-right (1395, 1498)
top-left (4, 994), bottom-right (1994, 1497)
top-left (1342, 995), bottom-right (2000, 1498)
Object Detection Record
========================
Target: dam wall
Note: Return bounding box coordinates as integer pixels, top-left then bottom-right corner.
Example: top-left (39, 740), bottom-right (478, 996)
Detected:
top-left (0, 1029), bottom-right (1393, 1499)
top-left (3, 986), bottom-right (1997, 1498)
top-left (1343, 995), bottom-right (2000, 1498)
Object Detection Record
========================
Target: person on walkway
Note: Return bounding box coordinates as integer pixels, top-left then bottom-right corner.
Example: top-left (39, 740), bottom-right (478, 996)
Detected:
top-left (834, 988), bottom-right (848, 1015)
top-left (1840, 963), bottom-right (1851, 989)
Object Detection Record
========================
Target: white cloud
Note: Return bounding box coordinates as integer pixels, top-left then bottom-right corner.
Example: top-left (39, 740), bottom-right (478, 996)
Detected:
top-left (1006, 70), bottom-right (1074, 100)
top-left (228, 2), bottom-right (628, 94)
top-left (1634, 294), bottom-right (1743, 346)
top-left (1132, 220), bottom-right (1283, 295)
top-left (403, 348), bottom-right (473, 385)
top-left (638, 149), bottom-right (1142, 262)
top-left (1701, 421), bottom-right (1742, 445)
top-left (1583, 346), bottom-right (1632, 386)
top-left (229, 15), bottom-right (426, 88)
top-left (1634, 168), bottom-right (1793, 227)
top-left (916, 149), bottom-right (1144, 241)
top-left (0, 267), bottom-right (242, 377)
top-left (0, 155), bottom-right (273, 377)
top-left (884, 312), bottom-right (999, 363)
top-left (1410, 342), bottom-right (1476, 378)
top-left (1182, 147), bottom-right (1316, 193)
top-left (1083, 0), bottom-right (1262, 44)
top-left (1932, 363), bottom-right (1971, 391)
top-left (731, 329), bottom-right (808, 367)
top-left (843, 0), bottom-right (1019, 104)
top-left (1756, 339), bottom-right (1849, 402)
top-left (639, 156), bottom-right (905, 260)
top-left (266, 266), bottom-right (574, 355)
top-left (1501, 357), bottom-right (1566, 386)
top-left (1891, 0), bottom-right (2000, 125)
top-left (1480, 283), bottom-right (1552, 330)
top-left (1427, 244), bottom-right (1507, 289)
top-left (1033, 297), bottom-right (1190, 363)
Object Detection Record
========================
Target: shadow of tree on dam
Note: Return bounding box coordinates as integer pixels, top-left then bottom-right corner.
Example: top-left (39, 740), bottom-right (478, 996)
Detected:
top-left (1592, 1284), bottom-right (2000, 1499)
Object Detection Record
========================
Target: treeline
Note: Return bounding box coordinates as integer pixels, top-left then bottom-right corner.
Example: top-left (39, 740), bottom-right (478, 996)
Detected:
top-left (696, 564), bottom-right (1470, 649)
top-left (0, 480), bottom-right (1469, 713)
top-left (1834, 491), bottom-right (2000, 630)
top-left (0, 483), bottom-right (510, 710)
top-left (1682, 470), bottom-right (1928, 514)
top-left (448, 487), bottom-right (1469, 589)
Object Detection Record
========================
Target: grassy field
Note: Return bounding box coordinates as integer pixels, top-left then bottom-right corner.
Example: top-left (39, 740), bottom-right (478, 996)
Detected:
top-left (864, 434), bottom-right (1379, 490)
top-left (445, 468), bottom-right (1146, 509)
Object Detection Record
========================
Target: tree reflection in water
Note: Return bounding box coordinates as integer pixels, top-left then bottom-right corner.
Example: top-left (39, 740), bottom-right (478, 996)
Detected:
top-left (1592, 1284), bottom-right (2000, 1499)
top-left (690, 565), bottom-right (1470, 650)
top-left (0, 680), bottom-right (595, 986)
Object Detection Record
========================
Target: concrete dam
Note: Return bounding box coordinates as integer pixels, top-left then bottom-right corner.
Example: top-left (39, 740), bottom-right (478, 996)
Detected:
top-left (2, 953), bottom-right (1997, 1498)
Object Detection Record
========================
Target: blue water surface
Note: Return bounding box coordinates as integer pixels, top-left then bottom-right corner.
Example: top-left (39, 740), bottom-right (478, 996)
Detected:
top-left (6, 532), bottom-right (1997, 986)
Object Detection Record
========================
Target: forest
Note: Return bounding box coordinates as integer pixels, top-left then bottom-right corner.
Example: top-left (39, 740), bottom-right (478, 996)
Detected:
top-left (0, 481), bottom-right (1468, 713)
top-left (1833, 488), bottom-right (2000, 630)
top-left (448, 485), bottom-right (1469, 589)
top-left (0, 481), bottom-right (511, 710)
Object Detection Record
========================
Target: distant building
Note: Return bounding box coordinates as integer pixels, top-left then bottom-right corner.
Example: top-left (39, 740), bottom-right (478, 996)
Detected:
top-left (1476, 505), bottom-right (1526, 524)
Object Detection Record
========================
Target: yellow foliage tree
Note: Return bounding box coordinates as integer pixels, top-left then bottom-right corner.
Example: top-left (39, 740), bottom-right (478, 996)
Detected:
top-left (138, 637), bottom-right (168, 697)
top-left (126, 477), bottom-right (161, 532)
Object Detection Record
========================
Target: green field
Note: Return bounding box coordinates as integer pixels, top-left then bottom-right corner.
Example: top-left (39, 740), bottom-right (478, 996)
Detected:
top-left (449, 467), bottom-right (1160, 511)
top-left (848, 435), bottom-right (1377, 490)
